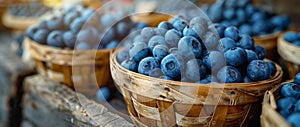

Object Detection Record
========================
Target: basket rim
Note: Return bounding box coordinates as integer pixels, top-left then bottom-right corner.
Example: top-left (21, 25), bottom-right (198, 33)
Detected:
top-left (253, 31), bottom-right (282, 41)
top-left (2, 11), bottom-right (41, 30)
top-left (110, 48), bottom-right (283, 88)
top-left (26, 37), bottom-right (113, 55)
top-left (277, 31), bottom-right (300, 65)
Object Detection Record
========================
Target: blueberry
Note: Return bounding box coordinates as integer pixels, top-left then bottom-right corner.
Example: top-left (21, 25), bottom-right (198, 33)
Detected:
top-left (284, 32), bottom-right (298, 43)
top-left (208, 3), bottom-right (223, 22)
top-left (236, 9), bottom-right (247, 23)
top-left (203, 51), bottom-right (225, 72)
top-left (81, 8), bottom-right (95, 19)
top-left (185, 59), bottom-right (207, 81)
top-left (224, 0), bottom-right (237, 8)
top-left (203, 32), bottom-right (219, 50)
top-left (266, 62), bottom-right (276, 76)
top-left (105, 40), bottom-right (119, 49)
top-left (141, 27), bottom-right (156, 41)
top-left (252, 21), bottom-right (269, 36)
top-left (117, 50), bottom-right (129, 63)
top-left (254, 46), bottom-right (266, 60)
top-left (169, 47), bottom-right (178, 54)
top-left (218, 37), bottom-right (236, 52)
top-left (116, 22), bottom-right (129, 38)
top-left (152, 44), bottom-right (169, 62)
top-left (247, 60), bottom-right (271, 81)
top-left (239, 24), bottom-right (253, 35)
top-left (77, 28), bottom-right (98, 44)
top-left (245, 49), bottom-right (258, 63)
top-left (281, 82), bottom-right (300, 99)
top-left (159, 75), bottom-right (173, 80)
top-left (70, 18), bottom-right (85, 33)
top-left (217, 66), bottom-right (242, 83)
top-left (148, 35), bottom-right (167, 52)
top-left (101, 14), bottom-right (115, 27)
top-left (172, 16), bottom-right (188, 32)
top-left (294, 73), bottom-right (300, 85)
top-left (75, 42), bottom-right (90, 50)
top-left (37, 20), bottom-right (48, 29)
top-left (158, 21), bottom-right (174, 30)
top-left (183, 23), bottom-right (205, 39)
top-left (47, 16), bottom-right (64, 31)
top-left (121, 59), bottom-right (138, 72)
top-left (271, 15), bottom-right (291, 31)
top-left (237, 0), bottom-right (250, 8)
top-left (63, 31), bottom-right (76, 49)
top-left (33, 29), bottom-right (49, 44)
top-left (223, 8), bottom-right (235, 20)
top-left (245, 4), bottom-right (257, 17)
top-left (161, 53), bottom-right (185, 79)
top-left (26, 25), bottom-right (39, 39)
top-left (295, 100), bottom-right (300, 112)
top-left (294, 41), bottom-right (300, 47)
top-left (178, 36), bottom-right (202, 60)
top-left (155, 28), bottom-right (167, 36)
top-left (96, 87), bottom-right (110, 101)
top-left (287, 113), bottom-right (300, 127)
top-left (138, 57), bottom-right (160, 76)
top-left (237, 34), bottom-right (254, 49)
top-left (101, 28), bottom-right (115, 46)
top-left (165, 29), bottom-right (182, 48)
top-left (133, 35), bottom-right (148, 43)
top-left (225, 47), bottom-right (247, 67)
top-left (243, 76), bottom-right (253, 83)
top-left (129, 42), bottom-right (149, 62)
top-left (224, 26), bottom-right (240, 41)
top-left (149, 68), bottom-right (164, 78)
top-left (47, 31), bottom-right (64, 48)
top-left (134, 22), bottom-right (149, 30)
top-left (277, 97), bottom-right (297, 118)
top-left (210, 23), bottom-right (225, 38)
top-left (190, 16), bottom-right (208, 29)
top-left (64, 11), bottom-right (80, 26)
top-left (250, 11), bottom-right (267, 22)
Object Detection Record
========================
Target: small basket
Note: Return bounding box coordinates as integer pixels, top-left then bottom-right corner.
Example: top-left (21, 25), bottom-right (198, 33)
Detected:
top-left (25, 37), bottom-right (113, 97)
top-left (110, 49), bottom-right (283, 127)
top-left (2, 11), bottom-right (41, 32)
top-left (260, 81), bottom-right (293, 127)
top-left (277, 32), bottom-right (300, 79)
top-left (253, 33), bottom-right (281, 61)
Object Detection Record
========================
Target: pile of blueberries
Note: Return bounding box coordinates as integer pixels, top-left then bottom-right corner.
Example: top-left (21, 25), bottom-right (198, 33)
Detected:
top-left (277, 73), bottom-right (300, 127)
top-left (26, 6), bottom-right (148, 50)
top-left (8, 2), bottom-right (51, 18)
top-left (284, 31), bottom-right (300, 47)
top-left (117, 15), bottom-right (277, 84)
top-left (206, 0), bottom-right (290, 36)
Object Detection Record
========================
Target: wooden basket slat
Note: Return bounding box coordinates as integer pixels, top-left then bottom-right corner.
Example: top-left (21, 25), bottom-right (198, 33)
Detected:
top-left (260, 81), bottom-right (293, 127)
top-left (253, 32), bottom-right (281, 61)
top-left (111, 49), bottom-right (283, 127)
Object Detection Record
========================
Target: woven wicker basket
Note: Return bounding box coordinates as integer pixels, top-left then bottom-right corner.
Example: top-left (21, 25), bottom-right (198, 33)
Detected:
top-left (253, 33), bottom-right (281, 61)
top-left (25, 37), bottom-right (113, 96)
top-left (110, 49), bottom-right (283, 127)
top-left (277, 32), bottom-right (300, 79)
top-left (2, 12), bottom-right (41, 32)
top-left (260, 81), bottom-right (293, 127)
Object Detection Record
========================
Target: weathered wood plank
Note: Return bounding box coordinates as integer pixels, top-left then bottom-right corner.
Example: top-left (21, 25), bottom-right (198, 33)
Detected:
top-left (23, 75), bottom-right (135, 127)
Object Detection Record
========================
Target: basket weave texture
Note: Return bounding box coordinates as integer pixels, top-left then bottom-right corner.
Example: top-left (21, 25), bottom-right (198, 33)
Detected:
top-left (26, 37), bottom-right (113, 93)
top-left (260, 81), bottom-right (292, 127)
top-left (110, 49), bottom-right (283, 127)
